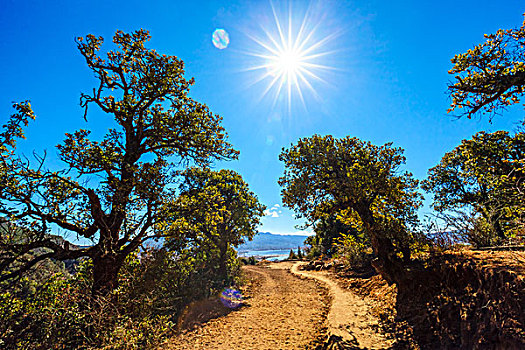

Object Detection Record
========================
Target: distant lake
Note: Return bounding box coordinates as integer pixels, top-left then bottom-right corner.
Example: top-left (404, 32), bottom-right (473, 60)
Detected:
top-left (238, 249), bottom-right (290, 261)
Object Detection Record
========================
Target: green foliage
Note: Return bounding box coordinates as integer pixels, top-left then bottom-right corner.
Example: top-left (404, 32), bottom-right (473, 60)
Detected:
top-left (297, 246), bottom-right (303, 260)
top-left (0, 29), bottom-right (238, 295)
top-left (0, 244), bottom-right (247, 349)
top-left (239, 256), bottom-right (258, 265)
top-left (422, 131), bottom-right (525, 246)
top-left (116, 247), bottom-right (241, 322)
top-left (0, 275), bottom-right (89, 349)
top-left (448, 16), bottom-right (525, 123)
top-left (160, 167), bottom-right (265, 286)
top-left (335, 233), bottom-right (371, 269)
top-left (279, 135), bottom-right (422, 280)
top-left (304, 235), bottom-right (323, 259)
top-left (288, 249), bottom-right (297, 260)
top-left (310, 214), bottom-right (360, 257)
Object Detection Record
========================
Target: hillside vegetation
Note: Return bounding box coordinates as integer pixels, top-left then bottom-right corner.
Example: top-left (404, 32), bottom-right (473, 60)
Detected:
top-left (1, 14), bottom-right (525, 349)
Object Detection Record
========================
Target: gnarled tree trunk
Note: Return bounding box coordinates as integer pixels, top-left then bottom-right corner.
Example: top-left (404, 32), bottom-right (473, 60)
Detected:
top-left (92, 252), bottom-right (124, 297)
top-left (357, 203), bottom-right (407, 284)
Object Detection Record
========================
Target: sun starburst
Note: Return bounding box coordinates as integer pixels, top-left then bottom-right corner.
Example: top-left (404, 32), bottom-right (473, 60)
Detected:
top-left (245, 2), bottom-right (338, 110)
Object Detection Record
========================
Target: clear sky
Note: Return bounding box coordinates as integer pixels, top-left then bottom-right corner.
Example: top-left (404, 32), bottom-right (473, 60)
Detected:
top-left (1, 0), bottom-right (524, 236)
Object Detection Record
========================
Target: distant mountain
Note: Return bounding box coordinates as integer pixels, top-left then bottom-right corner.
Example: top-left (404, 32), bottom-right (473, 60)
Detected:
top-left (237, 232), bottom-right (309, 252)
top-left (138, 232), bottom-right (310, 253)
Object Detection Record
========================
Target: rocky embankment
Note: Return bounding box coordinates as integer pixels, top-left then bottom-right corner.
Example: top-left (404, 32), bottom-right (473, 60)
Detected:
top-left (397, 250), bottom-right (525, 349)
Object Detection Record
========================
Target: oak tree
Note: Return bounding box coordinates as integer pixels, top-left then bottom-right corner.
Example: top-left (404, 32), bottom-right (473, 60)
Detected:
top-left (448, 16), bottom-right (525, 123)
top-left (0, 30), bottom-right (238, 295)
top-left (279, 135), bottom-right (422, 282)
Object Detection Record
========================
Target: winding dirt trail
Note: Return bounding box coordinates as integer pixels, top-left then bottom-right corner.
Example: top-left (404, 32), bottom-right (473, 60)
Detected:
top-left (164, 262), bottom-right (326, 349)
top-left (162, 262), bottom-right (392, 349)
top-left (290, 262), bottom-right (392, 349)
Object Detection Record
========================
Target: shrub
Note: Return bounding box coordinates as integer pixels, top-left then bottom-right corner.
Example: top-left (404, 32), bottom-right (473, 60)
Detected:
top-left (0, 245), bottom-right (244, 349)
top-left (335, 234), bottom-right (372, 269)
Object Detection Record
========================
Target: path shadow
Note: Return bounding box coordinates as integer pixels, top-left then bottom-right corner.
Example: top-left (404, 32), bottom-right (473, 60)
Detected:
top-left (177, 296), bottom-right (249, 332)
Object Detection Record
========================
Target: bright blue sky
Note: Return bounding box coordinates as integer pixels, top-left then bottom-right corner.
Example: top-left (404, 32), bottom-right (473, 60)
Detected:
top-left (1, 0), bottom-right (524, 237)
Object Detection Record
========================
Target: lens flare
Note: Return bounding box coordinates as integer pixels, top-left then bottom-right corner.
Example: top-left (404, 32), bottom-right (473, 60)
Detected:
top-left (212, 29), bottom-right (230, 49)
top-left (220, 288), bottom-right (243, 308)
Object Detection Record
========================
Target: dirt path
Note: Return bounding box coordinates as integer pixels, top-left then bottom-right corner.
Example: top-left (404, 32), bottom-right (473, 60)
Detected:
top-left (162, 262), bottom-right (392, 349)
top-left (163, 262), bottom-right (326, 349)
top-left (291, 262), bottom-right (393, 349)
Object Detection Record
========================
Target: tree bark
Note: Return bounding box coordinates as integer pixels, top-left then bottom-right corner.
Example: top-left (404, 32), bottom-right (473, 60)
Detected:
top-left (491, 215), bottom-right (506, 240)
top-left (370, 234), bottom-right (405, 284)
top-left (92, 253), bottom-right (123, 297)
top-left (355, 204), bottom-right (406, 284)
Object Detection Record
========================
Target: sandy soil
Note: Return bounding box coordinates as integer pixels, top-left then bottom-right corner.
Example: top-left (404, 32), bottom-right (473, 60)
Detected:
top-left (163, 262), bottom-right (326, 349)
top-left (291, 262), bottom-right (393, 350)
top-left (162, 261), bottom-right (393, 349)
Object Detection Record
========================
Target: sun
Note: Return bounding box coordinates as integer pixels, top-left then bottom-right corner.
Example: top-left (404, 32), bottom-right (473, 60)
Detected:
top-left (245, 2), bottom-right (337, 110)
top-left (275, 49), bottom-right (302, 76)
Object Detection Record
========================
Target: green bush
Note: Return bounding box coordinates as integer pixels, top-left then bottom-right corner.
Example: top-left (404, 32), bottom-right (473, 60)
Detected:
top-left (335, 234), bottom-right (372, 269)
top-left (239, 256), bottom-right (257, 265)
top-left (0, 246), bottom-right (244, 349)
top-left (0, 274), bottom-right (91, 349)
top-left (304, 235), bottom-right (323, 260)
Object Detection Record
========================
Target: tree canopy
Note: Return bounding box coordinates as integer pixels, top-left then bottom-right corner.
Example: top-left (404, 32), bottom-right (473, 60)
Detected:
top-left (160, 167), bottom-right (265, 283)
top-left (448, 16), bottom-right (525, 123)
top-left (0, 29), bottom-right (238, 295)
top-left (422, 131), bottom-right (525, 245)
top-left (279, 135), bottom-right (422, 282)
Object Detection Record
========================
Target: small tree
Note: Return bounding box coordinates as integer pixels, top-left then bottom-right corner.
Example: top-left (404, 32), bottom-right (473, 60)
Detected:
top-left (297, 245), bottom-right (303, 260)
top-left (0, 30), bottom-right (238, 295)
top-left (160, 167), bottom-right (265, 285)
top-left (279, 135), bottom-right (422, 282)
